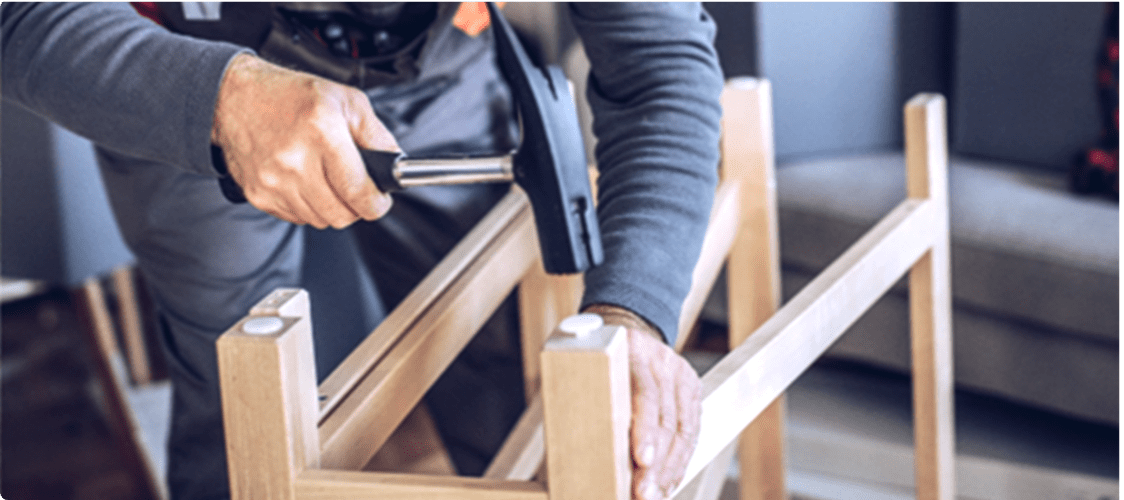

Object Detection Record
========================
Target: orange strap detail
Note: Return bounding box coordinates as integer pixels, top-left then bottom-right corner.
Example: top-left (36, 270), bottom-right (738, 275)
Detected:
top-left (453, 2), bottom-right (505, 37)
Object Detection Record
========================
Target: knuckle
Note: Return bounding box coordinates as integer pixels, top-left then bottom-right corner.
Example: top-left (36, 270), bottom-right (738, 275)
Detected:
top-left (343, 86), bottom-right (367, 105)
top-left (305, 78), bottom-right (337, 101)
top-left (259, 171), bottom-right (285, 189)
top-left (330, 214), bottom-right (357, 229)
top-left (245, 192), bottom-right (269, 211)
top-left (343, 185), bottom-right (371, 205)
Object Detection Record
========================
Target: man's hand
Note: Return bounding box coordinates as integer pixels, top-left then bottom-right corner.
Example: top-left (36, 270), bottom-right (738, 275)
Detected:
top-left (211, 53), bottom-right (398, 228)
top-left (584, 305), bottom-right (702, 500)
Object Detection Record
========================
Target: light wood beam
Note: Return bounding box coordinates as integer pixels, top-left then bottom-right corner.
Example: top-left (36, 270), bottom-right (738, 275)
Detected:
top-left (541, 324), bottom-right (631, 500)
top-left (518, 260), bottom-right (583, 402)
top-left (719, 77), bottom-right (787, 500)
top-left (295, 469), bottom-right (547, 500)
top-left (217, 290), bottom-right (320, 500)
top-left (676, 180), bottom-right (744, 349)
top-left (905, 93), bottom-right (956, 500)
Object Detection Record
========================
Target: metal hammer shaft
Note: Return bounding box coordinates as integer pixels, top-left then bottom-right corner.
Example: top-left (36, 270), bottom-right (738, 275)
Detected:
top-left (361, 149), bottom-right (514, 192)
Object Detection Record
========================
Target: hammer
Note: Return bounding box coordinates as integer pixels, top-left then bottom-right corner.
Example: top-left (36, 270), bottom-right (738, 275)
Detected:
top-left (217, 3), bottom-right (602, 275)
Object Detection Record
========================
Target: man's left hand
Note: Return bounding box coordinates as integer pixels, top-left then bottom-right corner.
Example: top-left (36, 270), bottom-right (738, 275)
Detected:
top-left (583, 304), bottom-right (701, 500)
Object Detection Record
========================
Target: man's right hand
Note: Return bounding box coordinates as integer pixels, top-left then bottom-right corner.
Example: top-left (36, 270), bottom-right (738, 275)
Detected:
top-left (210, 53), bottom-right (398, 229)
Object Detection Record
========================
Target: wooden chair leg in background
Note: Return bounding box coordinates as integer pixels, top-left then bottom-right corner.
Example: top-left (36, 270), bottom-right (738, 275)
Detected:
top-left (518, 256), bottom-right (583, 404)
top-left (656, 76), bottom-right (783, 500)
top-left (722, 78), bottom-right (787, 500)
top-left (110, 266), bottom-right (150, 386)
top-left (905, 94), bottom-right (956, 500)
top-left (77, 269), bottom-right (167, 500)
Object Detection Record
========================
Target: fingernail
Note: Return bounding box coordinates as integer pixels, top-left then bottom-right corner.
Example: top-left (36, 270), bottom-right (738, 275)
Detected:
top-left (641, 444), bottom-right (655, 466)
top-left (643, 482), bottom-right (661, 500)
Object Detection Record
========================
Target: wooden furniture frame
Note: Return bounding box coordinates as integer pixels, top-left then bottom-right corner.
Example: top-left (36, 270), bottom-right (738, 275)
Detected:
top-left (216, 79), bottom-right (955, 500)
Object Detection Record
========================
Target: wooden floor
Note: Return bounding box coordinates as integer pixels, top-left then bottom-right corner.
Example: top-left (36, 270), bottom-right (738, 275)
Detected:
top-left (2, 289), bottom-right (1117, 500)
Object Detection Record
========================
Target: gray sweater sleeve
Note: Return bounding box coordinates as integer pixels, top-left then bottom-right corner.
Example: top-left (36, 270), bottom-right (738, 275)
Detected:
top-left (1, 2), bottom-right (247, 176)
top-left (569, 3), bottom-right (724, 344)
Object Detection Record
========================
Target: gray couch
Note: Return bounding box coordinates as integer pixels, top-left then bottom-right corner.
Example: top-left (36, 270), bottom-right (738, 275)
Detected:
top-left (704, 3), bottom-right (1118, 424)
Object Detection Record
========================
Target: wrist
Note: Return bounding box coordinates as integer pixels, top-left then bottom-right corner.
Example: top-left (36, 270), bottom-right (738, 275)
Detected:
top-left (211, 52), bottom-right (261, 147)
top-left (582, 304), bottom-right (665, 343)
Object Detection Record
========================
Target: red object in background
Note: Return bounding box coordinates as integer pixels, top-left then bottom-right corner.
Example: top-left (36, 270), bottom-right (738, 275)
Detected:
top-left (130, 2), bottom-right (163, 24)
top-left (1099, 68), bottom-right (1115, 87)
top-left (1088, 149), bottom-right (1118, 173)
top-left (1071, 2), bottom-right (1119, 199)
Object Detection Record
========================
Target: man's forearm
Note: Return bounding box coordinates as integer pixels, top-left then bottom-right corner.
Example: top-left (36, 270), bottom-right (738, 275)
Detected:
top-left (569, 3), bottom-right (724, 344)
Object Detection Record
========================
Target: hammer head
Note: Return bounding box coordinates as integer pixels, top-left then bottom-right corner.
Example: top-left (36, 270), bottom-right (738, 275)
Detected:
top-left (488, 3), bottom-right (603, 275)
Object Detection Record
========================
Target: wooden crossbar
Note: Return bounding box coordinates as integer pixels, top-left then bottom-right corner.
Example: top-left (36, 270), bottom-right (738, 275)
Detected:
top-left (294, 470), bottom-right (547, 500)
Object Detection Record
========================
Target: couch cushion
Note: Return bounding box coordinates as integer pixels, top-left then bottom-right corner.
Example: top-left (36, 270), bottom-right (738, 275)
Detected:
top-left (783, 268), bottom-right (1118, 425)
top-left (777, 152), bottom-right (1119, 343)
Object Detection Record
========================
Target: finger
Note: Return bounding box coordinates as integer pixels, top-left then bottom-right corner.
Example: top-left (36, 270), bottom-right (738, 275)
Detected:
top-left (259, 203), bottom-right (301, 226)
top-left (630, 336), bottom-right (662, 499)
top-left (658, 360), bottom-right (702, 494)
top-left (321, 98), bottom-right (395, 222)
top-left (302, 154), bottom-right (364, 228)
top-left (631, 331), bottom-right (676, 500)
top-left (272, 185), bottom-right (327, 228)
top-left (648, 347), bottom-right (678, 493)
top-left (344, 88), bottom-right (399, 153)
top-left (240, 178), bottom-right (303, 225)
top-left (253, 146), bottom-right (333, 228)
top-left (321, 141), bottom-right (392, 222)
top-left (631, 348), bottom-right (661, 468)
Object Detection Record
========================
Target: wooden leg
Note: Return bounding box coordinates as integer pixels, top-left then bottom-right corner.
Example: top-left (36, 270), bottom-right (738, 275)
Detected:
top-left (905, 94), bottom-right (956, 500)
top-left (737, 398), bottom-right (786, 500)
top-left (518, 257), bottom-right (583, 402)
top-left (76, 278), bottom-right (166, 499)
top-left (111, 265), bottom-right (151, 386)
top-left (721, 78), bottom-right (787, 500)
top-left (217, 289), bottom-right (320, 500)
top-left (541, 324), bottom-right (631, 500)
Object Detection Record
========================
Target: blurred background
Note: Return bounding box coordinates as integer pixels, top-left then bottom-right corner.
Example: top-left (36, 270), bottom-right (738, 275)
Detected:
top-left (2, 3), bottom-right (1118, 499)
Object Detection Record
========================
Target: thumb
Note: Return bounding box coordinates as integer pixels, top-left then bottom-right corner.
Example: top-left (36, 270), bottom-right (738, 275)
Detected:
top-left (345, 90), bottom-right (400, 153)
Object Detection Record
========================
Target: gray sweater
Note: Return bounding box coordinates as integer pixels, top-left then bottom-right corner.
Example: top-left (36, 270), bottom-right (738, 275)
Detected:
top-left (1, 2), bottom-right (723, 344)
